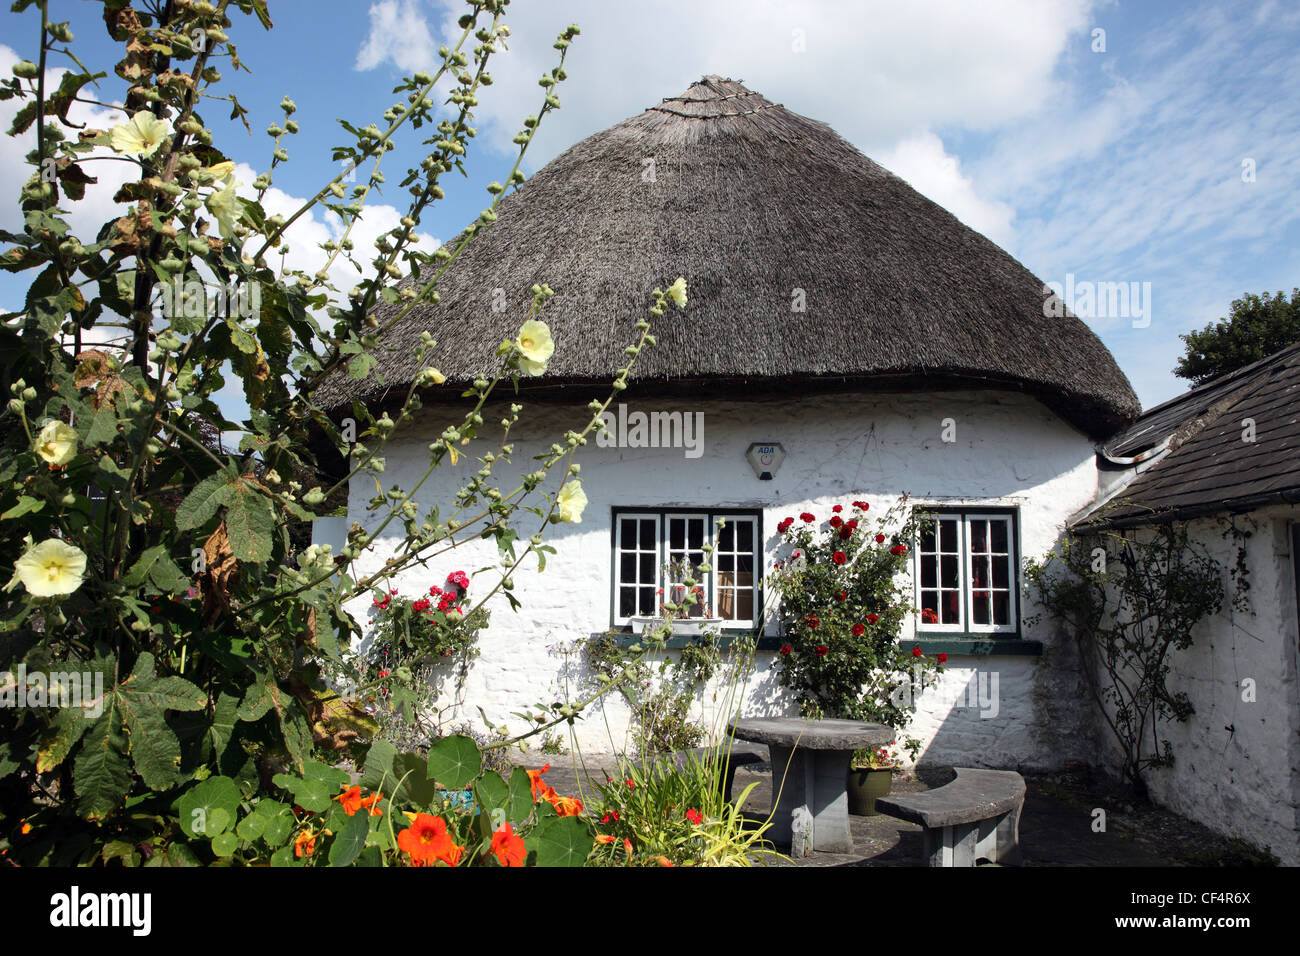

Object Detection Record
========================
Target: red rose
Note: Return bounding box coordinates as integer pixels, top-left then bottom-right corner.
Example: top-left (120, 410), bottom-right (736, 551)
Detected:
top-left (938, 653), bottom-right (948, 664)
top-left (851, 623), bottom-right (865, 636)
top-left (815, 645), bottom-right (829, 656)
top-left (447, 570), bottom-right (470, 590)
top-left (805, 614), bottom-right (819, 628)
top-left (832, 505), bottom-right (843, 513)
top-left (800, 513), bottom-right (815, 523)
top-left (429, 584), bottom-right (443, 596)
top-left (780, 644), bottom-right (792, 656)
top-left (829, 516), bottom-right (843, 528)
top-left (832, 551), bottom-right (846, 565)
top-left (866, 613), bottom-right (879, 624)
top-left (839, 527), bottom-right (853, 540)
top-left (875, 534), bottom-right (886, 544)
top-left (912, 646), bottom-right (922, 657)
top-left (846, 519), bottom-right (858, 530)
top-left (777, 517), bottom-right (794, 533)
top-left (890, 544), bottom-right (908, 556)
top-left (837, 590), bottom-right (847, 602)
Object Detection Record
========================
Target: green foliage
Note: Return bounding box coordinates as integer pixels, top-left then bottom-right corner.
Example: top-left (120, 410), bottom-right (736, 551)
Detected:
top-left (768, 499), bottom-right (940, 733)
top-left (0, 0), bottom-right (682, 865)
top-left (1026, 520), bottom-right (1249, 795)
top-left (1175, 288), bottom-right (1300, 384)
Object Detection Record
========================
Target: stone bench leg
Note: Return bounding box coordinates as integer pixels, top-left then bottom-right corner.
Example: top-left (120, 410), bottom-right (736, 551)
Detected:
top-left (767, 745), bottom-right (853, 854)
top-left (921, 807), bottom-right (1023, 866)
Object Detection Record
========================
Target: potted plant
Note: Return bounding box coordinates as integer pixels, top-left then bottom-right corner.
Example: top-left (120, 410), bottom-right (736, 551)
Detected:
top-left (767, 499), bottom-right (944, 809)
top-left (847, 741), bottom-right (912, 815)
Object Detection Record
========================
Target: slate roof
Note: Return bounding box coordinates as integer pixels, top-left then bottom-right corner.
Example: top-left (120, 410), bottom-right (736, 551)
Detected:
top-left (1077, 342), bottom-right (1300, 529)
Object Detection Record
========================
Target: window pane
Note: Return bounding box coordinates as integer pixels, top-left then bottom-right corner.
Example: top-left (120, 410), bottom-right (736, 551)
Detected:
top-left (920, 526), bottom-right (936, 552)
top-left (941, 555), bottom-right (959, 589)
top-left (639, 553), bottom-right (655, 583)
top-left (619, 587), bottom-right (638, 617)
top-left (921, 590), bottom-right (938, 616)
top-left (735, 590), bottom-right (754, 621)
top-left (688, 520), bottom-right (704, 549)
top-left (991, 520), bottom-right (1008, 553)
top-left (942, 592), bottom-right (960, 624)
top-left (993, 592), bottom-right (1010, 625)
top-left (669, 519), bottom-right (684, 550)
top-left (640, 519), bottom-right (655, 546)
top-left (737, 554), bottom-right (754, 574)
top-left (718, 522), bottom-right (734, 551)
top-left (738, 521), bottom-right (753, 551)
top-left (720, 554), bottom-right (735, 573)
top-left (638, 587), bottom-right (656, 615)
top-left (940, 519), bottom-right (958, 553)
top-left (921, 554), bottom-right (936, 588)
top-left (971, 555), bottom-right (989, 589)
top-left (973, 594), bottom-right (990, 625)
top-left (620, 553), bottom-right (636, 582)
top-left (970, 520), bottom-right (987, 553)
top-left (992, 557), bottom-right (1009, 589)
top-left (620, 518), bottom-right (638, 549)
top-left (734, 571), bottom-right (754, 588)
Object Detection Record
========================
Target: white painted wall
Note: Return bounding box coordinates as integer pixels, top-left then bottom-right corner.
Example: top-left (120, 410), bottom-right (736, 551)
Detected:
top-left (347, 388), bottom-right (1105, 771)
top-left (1089, 508), bottom-right (1300, 865)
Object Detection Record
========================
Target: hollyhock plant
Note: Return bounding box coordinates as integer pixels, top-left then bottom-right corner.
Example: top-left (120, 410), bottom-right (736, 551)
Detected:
top-left (768, 496), bottom-right (942, 749)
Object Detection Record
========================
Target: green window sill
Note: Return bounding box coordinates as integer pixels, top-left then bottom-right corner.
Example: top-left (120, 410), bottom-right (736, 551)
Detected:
top-left (595, 631), bottom-right (1041, 656)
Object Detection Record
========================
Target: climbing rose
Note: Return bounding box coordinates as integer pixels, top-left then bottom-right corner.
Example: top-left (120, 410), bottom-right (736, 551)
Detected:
top-left (780, 644), bottom-right (792, 655)
top-left (853, 501), bottom-right (870, 511)
top-left (815, 645), bottom-right (829, 656)
top-left (891, 544), bottom-right (908, 556)
top-left (805, 614), bottom-right (819, 628)
top-left (447, 570), bottom-right (470, 590)
top-left (938, 653), bottom-right (948, 664)
top-left (875, 534), bottom-right (886, 544)
top-left (800, 513), bottom-right (815, 523)
top-left (837, 590), bottom-right (847, 602)
top-left (832, 551), bottom-right (846, 565)
top-left (829, 516), bottom-right (843, 528)
top-left (912, 646), bottom-right (922, 657)
top-left (777, 517), bottom-right (794, 533)
top-left (852, 623), bottom-right (865, 636)
top-left (866, 613), bottom-right (879, 624)
top-left (832, 504), bottom-right (843, 512)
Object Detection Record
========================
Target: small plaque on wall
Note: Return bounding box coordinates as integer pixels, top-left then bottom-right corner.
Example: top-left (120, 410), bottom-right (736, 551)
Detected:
top-left (746, 442), bottom-right (785, 480)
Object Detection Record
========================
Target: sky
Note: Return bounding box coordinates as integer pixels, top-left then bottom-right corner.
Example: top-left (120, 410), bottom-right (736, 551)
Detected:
top-left (2, 0), bottom-right (1298, 413)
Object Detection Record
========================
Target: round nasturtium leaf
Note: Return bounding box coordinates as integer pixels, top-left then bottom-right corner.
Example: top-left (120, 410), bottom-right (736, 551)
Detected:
top-left (426, 734), bottom-right (482, 790)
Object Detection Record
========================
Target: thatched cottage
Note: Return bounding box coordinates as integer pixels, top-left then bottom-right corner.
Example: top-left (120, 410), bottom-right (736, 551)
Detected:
top-left (318, 78), bottom-right (1143, 778)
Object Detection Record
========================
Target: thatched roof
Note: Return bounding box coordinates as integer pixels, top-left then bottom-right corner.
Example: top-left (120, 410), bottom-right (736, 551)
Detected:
top-left (318, 75), bottom-right (1140, 437)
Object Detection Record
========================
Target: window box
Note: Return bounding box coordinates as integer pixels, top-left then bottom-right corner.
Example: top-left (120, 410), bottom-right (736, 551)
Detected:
top-left (628, 615), bottom-right (726, 637)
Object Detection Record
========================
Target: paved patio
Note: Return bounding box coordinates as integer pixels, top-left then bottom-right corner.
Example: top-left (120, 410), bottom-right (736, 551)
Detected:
top-left (530, 751), bottom-right (1271, 866)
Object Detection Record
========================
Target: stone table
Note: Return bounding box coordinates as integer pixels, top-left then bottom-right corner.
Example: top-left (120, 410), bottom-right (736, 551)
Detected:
top-left (730, 717), bottom-right (892, 854)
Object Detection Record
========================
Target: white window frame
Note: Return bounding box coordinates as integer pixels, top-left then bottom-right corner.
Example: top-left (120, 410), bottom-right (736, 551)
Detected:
top-left (914, 510), bottom-right (1019, 636)
top-left (611, 510), bottom-right (761, 629)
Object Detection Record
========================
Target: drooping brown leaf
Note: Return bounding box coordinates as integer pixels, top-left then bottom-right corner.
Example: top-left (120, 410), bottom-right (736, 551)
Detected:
top-left (288, 667), bottom-right (378, 751)
top-left (73, 349), bottom-right (128, 410)
top-left (200, 520), bottom-right (240, 627)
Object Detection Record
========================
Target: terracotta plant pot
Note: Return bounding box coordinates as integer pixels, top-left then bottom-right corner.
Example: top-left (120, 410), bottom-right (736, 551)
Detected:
top-left (847, 766), bottom-right (894, 816)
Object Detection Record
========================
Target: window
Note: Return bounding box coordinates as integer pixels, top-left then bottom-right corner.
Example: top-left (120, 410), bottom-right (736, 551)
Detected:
top-left (914, 509), bottom-right (1018, 635)
top-left (612, 509), bottom-right (761, 628)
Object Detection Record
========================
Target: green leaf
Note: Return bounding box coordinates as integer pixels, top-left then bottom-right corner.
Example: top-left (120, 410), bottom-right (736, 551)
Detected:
top-left (73, 710), bottom-right (132, 821)
top-left (222, 479), bottom-right (275, 562)
top-left (35, 704), bottom-right (92, 773)
top-left (506, 767), bottom-right (536, 826)
top-left (175, 468), bottom-right (236, 530)
top-left (211, 831), bottom-right (239, 857)
top-left (474, 770), bottom-right (509, 815)
top-left (272, 772), bottom-right (331, 813)
top-left (82, 404), bottom-right (118, 447)
top-left (1, 496), bottom-right (44, 520)
top-left (207, 692), bottom-right (240, 763)
top-left (328, 808), bottom-right (369, 867)
top-left (527, 816), bottom-right (593, 867)
top-left (176, 776), bottom-right (242, 839)
top-left (426, 734), bottom-right (481, 790)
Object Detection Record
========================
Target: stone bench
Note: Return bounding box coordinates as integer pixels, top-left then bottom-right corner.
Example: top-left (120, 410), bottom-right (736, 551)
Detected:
top-left (875, 767), bottom-right (1025, 866)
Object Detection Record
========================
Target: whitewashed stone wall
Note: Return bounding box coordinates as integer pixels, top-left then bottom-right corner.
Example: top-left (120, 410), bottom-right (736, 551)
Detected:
top-left (342, 388), bottom-right (1105, 770)
top-left (1089, 507), bottom-right (1300, 865)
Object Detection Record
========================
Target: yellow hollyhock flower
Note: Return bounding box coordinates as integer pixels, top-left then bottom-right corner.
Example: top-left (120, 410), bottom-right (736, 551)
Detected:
top-left (108, 110), bottom-right (171, 159)
top-left (194, 160), bottom-right (236, 183)
top-left (665, 276), bottom-right (687, 309)
top-left (556, 479), bottom-right (587, 523)
top-left (205, 175), bottom-right (242, 239)
top-left (515, 319), bottom-right (554, 376)
top-left (34, 420), bottom-right (78, 467)
top-left (15, 539), bottom-right (87, 598)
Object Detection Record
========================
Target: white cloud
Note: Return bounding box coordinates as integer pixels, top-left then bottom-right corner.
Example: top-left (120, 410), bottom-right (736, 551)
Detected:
top-left (355, 0), bottom-right (438, 73)
top-left (876, 132), bottom-right (1017, 249)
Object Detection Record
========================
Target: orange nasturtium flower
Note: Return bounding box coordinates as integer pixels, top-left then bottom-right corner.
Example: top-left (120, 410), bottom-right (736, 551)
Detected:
top-left (595, 834), bottom-right (616, 844)
top-left (526, 764), bottom-right (552, 802)
top-left (294, 828), bottom-right (318, 859)
top-left (551, 794), bottom-right (584, 817)
top-left (654, 856), bottom-right (675, 867)
top-left (398, 813), bottom-right (464, 867)
top-left (336, 785), bottom-right (384, 816)
top-left (490, 823), bottom-right (527, 868)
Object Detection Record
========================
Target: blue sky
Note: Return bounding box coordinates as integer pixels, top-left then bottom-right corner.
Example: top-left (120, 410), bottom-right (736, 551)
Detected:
top-left (3, 0), bottom-right (1298, 413)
